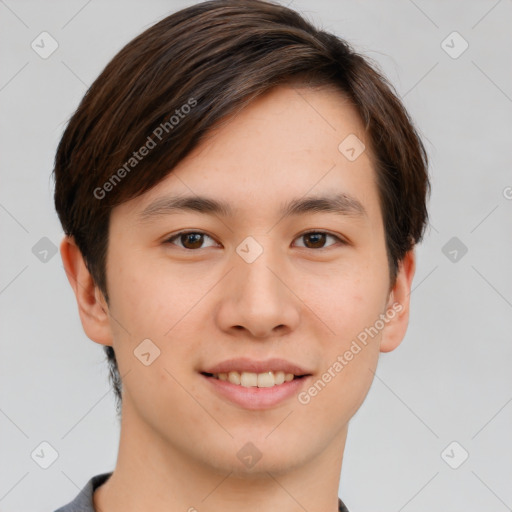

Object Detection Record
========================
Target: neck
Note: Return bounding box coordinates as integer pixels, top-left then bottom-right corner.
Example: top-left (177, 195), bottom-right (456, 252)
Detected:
top-left (94, 400), bottom-right (347, 512)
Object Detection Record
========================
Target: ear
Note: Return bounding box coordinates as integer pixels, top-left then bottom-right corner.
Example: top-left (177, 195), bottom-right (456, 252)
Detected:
top-left (380, 249), bottom-right (416, 353)
top-left (59, 235), bottom-right (113, 346)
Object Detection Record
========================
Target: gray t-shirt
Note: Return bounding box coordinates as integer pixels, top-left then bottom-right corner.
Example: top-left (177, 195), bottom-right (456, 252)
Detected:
top-left (54, 472), bottom-right (111, 512)
top-left (53, 472), bottom-right (350, 511)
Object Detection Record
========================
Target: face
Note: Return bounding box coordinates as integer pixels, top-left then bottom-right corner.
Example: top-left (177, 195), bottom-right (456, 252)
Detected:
top-left (76, 84), bottom-right (414, 476)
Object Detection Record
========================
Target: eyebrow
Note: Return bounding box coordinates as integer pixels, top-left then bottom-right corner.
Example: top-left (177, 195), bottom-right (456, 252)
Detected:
top-left (136, 192), bottom-right (367, 223)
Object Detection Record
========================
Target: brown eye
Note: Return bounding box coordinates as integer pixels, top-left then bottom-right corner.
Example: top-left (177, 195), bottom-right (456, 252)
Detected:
top-left (294, 231), bottom-right (344, 249)
top-left (303, 232), bottom-right (326, 248)
top-left (180, 233), bottom-right (204, 249)
top-left (166, 231), bottom-right (217, 250)
top-left (165, 230), bottom-right (344, 251)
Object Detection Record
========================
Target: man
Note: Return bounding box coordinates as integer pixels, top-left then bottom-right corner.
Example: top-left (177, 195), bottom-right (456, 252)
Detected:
top-left (52, 1), bottom-right (430, 510)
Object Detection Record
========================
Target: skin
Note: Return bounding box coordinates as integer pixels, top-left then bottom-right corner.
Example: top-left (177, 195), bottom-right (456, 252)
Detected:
top-left (61, 84), bottom-right (416, 512)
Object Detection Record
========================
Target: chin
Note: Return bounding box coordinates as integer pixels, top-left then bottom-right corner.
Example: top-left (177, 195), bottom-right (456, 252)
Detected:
top-left (218, 453), bottom-right (307, 479)
top-left (199, 433), bottom-right (313, 477)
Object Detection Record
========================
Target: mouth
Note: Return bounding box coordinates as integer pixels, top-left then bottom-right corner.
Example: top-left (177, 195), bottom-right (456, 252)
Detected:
top-left (199, 358), bottom-right (313, 410)
top-left (200, 370), bottom-right (308, 388)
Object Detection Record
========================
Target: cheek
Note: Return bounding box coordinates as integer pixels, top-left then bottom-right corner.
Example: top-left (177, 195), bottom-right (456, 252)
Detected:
top-left (302, 263), bottom-right (387, 408)
top-left (107, 256), bottom-right (191, 334)
top-left (106, 258), bottom-right (210, 373)
top-left (306, 263), bottom-right (389, 342)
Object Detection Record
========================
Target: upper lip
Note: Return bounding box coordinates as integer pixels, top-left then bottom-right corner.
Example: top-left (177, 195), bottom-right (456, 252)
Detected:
top-left (202, 358), bottom-right (312, 376)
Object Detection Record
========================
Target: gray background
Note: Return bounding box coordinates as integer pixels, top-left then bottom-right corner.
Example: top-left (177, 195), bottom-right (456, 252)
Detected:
top-left (1, 1), bottom-right (511, 510)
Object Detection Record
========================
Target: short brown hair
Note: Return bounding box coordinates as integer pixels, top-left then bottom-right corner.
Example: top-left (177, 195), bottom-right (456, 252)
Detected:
top-left (52, 0), bottom-right (430, 413)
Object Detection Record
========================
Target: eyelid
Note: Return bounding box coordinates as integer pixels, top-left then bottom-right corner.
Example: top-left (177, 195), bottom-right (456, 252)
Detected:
top-left (294, 230), bottom-right (348, 248)
top-left (165, 230), bottom-right (220, 249)
top-left (164, 229), bottom-right (348, 250)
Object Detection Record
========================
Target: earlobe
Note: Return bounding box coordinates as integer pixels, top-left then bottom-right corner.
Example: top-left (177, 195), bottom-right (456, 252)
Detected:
top-left (59, 235), bottom-right (113, 346)
top-left (379, 249), bottom-right (416, 353)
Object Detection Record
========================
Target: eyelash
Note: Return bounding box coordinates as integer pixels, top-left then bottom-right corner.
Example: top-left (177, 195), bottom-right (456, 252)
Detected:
top-left (164, 230), bottom-right (347, 251)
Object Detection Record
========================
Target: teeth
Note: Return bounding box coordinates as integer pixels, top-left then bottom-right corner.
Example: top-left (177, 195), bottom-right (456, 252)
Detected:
top-left (215, 371), bottom-right (297, 387)
top-left (257, 372), bottom-right (274, 388)
top-left (274, 371), bottom-right (285, 385)
top-left (241, 372), bottom-right (258, 387)
top-left (228, 371), bottom-right (240, 385)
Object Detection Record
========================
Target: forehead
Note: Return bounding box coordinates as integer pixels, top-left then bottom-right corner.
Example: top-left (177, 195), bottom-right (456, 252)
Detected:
top-left (113, 84), bottom-right (381, 226)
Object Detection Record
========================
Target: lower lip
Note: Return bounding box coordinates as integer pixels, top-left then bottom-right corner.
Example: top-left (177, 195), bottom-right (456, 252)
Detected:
top-left (202, 374), bottom-right (311, 410)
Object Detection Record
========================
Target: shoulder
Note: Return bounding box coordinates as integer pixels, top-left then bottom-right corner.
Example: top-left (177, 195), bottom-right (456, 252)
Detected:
top-left (53, 472), bottom-right (112, 512)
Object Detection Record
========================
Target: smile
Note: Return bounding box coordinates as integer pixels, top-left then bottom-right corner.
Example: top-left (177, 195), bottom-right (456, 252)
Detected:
top-left (204, 370), bottom-right (304, 388)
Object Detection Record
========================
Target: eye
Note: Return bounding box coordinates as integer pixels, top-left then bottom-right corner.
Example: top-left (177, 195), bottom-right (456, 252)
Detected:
top-left (293, 231), bottom-right (346, 249)
top-left (165, 231), bottom-right (219, 250)
top-left (164, 230), bottom-right (346, 251)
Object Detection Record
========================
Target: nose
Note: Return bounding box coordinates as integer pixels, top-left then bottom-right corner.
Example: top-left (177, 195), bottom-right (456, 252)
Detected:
top-left (216, 245), bottom-right (300, 339)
